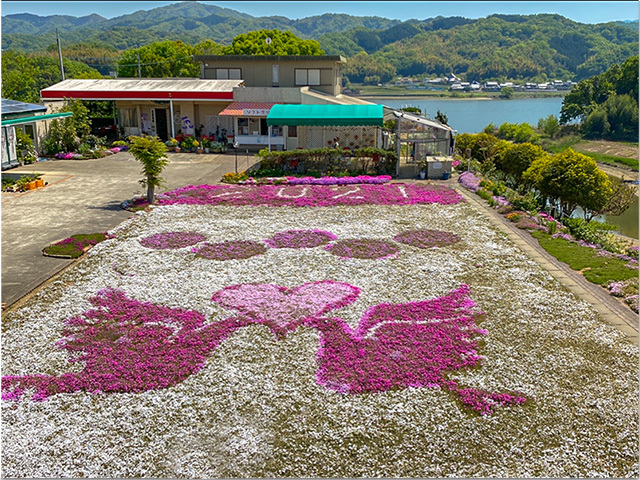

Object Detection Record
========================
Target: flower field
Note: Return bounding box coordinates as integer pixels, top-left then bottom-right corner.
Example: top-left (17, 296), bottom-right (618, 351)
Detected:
top-left (1, 183), bottom-right (637, 477)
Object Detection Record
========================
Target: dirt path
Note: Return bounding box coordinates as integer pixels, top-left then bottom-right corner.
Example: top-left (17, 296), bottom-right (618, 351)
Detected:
top-left (574, 140), bottom-right (639, 160)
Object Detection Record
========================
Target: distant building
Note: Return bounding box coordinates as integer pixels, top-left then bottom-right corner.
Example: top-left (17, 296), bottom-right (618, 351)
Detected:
top-left (483, 81), bottom-right (500, 92)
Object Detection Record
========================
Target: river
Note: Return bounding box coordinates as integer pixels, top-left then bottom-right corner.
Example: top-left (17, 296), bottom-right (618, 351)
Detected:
top-left (371, 96), bottom-right (638, 239)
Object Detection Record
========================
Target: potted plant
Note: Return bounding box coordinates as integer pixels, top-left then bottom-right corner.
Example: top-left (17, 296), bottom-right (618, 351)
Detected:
top-left (180, 135), bottom-right (195, 152)
top-left (201, 136), bottom-right (212, 153)
top-left (165, 138), bottom-right (178, 152)
top-left (418, 158), bottom-right (429, 179)
top-left (194, 139), bottom-right (203, 154)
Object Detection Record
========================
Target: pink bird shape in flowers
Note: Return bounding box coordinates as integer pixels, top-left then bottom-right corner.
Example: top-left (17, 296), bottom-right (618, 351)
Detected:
top-left (304, 285), bottom-right (526, 415)
top-left (211, 280), bottom-right (361, 338)
top-left (1, 288), bottom-right (250, 401)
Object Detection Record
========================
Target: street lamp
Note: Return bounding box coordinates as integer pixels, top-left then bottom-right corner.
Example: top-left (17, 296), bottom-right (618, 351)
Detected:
top-left (233, 141), bottom-right (239, 173)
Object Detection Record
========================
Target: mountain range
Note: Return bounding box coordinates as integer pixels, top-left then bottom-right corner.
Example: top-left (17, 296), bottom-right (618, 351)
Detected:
top-left (2, 2), bottom-right (638, 81)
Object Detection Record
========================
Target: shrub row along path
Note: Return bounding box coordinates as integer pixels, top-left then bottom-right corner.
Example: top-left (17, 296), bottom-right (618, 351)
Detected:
top-left (453, 182), bottom-right (638, 341)
top-left (1, 150), bottom-right (253, 308)
top-left (2, 153), bottom-right (637, 343)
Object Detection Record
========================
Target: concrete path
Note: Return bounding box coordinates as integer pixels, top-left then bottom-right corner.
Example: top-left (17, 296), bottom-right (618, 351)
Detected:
top-left (2, 151), bottom-right (254, 308)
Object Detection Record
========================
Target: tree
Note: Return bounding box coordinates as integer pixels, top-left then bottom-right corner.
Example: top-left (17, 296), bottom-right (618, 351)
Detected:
top-left (582, 108), bottom-right (610, 138)
top-left (128, 136), bottom-right (170, 203)
top-left (2, 51), bottom-right (102, 103)
top-left (117, 40), bottom-right (199, 78)
top-left (598, 176), bottom-right (636, 217)
top-left (435, 110), bottom-right (449, 125)
top-left (60, 99), bottom-right (91, 139)
top-left (522, 148), bottom-right (612, 220)
top-left (499, 86), bottom-right (514, 99)
top-left (495, 142), bottom-right (548, 183)
top-left (221, 30), bottom-right (324, 56)
top-left (1, 51), bottom-right (41, 103)
top-left (343, 51), bottom-right (395, 84)
top-left (537, 115), bottom-right (560, 138)
top-left (41, 99), bottom-right (93, 155)
top-left (42, 117), bottom-right (78, 155)
top-left (560, 55), bottom-right (639, 125)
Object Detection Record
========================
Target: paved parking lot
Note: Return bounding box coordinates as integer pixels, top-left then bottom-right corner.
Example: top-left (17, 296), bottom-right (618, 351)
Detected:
top-left (2, 151), bottom-right (254, 307)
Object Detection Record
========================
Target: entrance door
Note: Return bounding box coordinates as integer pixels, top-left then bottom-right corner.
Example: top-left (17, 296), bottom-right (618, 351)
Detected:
top-left (155, 109), bottom-right (168, 141)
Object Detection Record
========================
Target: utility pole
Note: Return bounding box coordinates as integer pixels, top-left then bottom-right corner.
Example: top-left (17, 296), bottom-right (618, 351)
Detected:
top-left (137, 53), bottom-right (142, 78)
top-left (56, 29), bottom-right (65, 81)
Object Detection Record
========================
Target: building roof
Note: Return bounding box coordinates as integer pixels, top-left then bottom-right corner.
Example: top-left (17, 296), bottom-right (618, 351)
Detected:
top-left (41, 79), bottom-right (243, 101)
top-left (390, 109), bottom-right (455, 132)
top-left (195, 55), bottom-right (346, 64)
top-left (219, 102), bottom-right (276, 116)
top-left (1, 99), bottom-right (48, 118)
top-left (267, 104), bottom-right (383, 127)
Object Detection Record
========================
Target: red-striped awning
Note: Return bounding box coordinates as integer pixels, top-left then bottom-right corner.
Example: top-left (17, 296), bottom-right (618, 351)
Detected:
top-left (219, 102), bottom-right (276, 116)
top-left (41, 79), bottom-right (241, 102)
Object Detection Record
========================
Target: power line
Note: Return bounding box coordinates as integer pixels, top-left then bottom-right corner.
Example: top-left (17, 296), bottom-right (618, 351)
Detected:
top-left (54, 55), bottom-right (197, 69)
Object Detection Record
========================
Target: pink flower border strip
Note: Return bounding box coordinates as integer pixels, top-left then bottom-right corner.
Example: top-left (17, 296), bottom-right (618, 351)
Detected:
top-left (157, 183), bottom-right (464, 207)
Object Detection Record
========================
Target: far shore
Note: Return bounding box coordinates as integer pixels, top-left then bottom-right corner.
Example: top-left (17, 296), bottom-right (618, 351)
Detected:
top-left (356, 95), bottom-right (494, 101)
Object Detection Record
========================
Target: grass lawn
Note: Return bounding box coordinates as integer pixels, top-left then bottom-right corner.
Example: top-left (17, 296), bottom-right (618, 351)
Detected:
top-left (576, 151), bottom-right (639, 170)
top-left (531, 230), bottom-right (638, 285)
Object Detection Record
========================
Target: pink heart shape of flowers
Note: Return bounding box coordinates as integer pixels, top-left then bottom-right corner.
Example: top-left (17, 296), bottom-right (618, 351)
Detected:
top-left (211, 280), bottom-right (361, 337)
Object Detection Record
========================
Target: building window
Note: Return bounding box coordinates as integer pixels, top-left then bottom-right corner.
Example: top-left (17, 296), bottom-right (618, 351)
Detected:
top-left (288, 125), bottom-right (297, 138)
top-left (23, 124), bottom-right (36, 142)
top-left (237, 118), bottom-right (249, 136)
top-left (295, 68), bottom-right (321, 86)
top-left (216, 68), bottom-right (241, 79)
top-left (237, 118), bottom-right (268, 136)
top-left (271, 125), bottom-right (282, 137)
top-left (272, 65), bottom-right (279, 86)
top-left (118, 108), bottom-right (138, 128)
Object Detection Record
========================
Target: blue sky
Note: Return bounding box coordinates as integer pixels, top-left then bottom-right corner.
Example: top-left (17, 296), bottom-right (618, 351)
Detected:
top-left (1, 1), bottom-right (638, 23)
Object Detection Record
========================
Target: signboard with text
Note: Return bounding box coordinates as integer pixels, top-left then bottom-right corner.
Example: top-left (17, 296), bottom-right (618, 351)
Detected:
top-left (243, 109), bottom-right (271, 116)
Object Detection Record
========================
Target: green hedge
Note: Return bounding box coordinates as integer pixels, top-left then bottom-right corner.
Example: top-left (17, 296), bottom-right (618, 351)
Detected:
top-left (256, 147), bottom-right (397, 176)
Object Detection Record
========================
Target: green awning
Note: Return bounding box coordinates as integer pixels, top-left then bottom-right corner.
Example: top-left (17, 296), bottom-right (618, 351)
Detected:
top-left (1, 111), bottom-right (73, 126)
top-left (267, 104), bottom-right (383, 127)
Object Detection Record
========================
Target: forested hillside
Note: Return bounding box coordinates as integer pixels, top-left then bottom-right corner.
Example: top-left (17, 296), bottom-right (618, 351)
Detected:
top-left (2, 2), bottom-right (637, 85)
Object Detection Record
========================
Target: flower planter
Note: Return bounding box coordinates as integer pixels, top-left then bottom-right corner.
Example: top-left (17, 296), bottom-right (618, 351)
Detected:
top-left (35, 178), bottom-right (45, 188)
top-left (204, 148), bottom-right (210, 154)
top-left (419, 171), bottom-right (426, 180)
top-left (27, 181), bottom-right (37, 190)
top-left (174, 147), bottom-right (181, 153)
top-left (197, 149), bottom-right (204, 154)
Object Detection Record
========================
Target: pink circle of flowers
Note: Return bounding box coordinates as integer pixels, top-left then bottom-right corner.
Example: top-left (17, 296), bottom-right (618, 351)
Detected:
top-left (393, 229), bottom-right (461, 249)
top-left (192, 240), bottom-right (267, 261)
top-left (325, 239), bottom-right (398, 260)
top-left (264, 229), bottom-right (338, 249)
top-left (139, 231), bottom-right (207, 249)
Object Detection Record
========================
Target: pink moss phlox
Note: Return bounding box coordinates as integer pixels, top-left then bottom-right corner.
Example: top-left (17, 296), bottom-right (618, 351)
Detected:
top-left (393, 229), bottom-right (461, 249)
top-left (264, 229), bottom-right (338, 249)
top-left (139, 231), bottom-right (207, 250)
top-left (1, 288), bottom-right (249, 401)
top-left (157, 183), bottom-right (464, 208)
top-left (192, 240), bottom-right (267, 260)
top-left (305, 284), bottom-right (526, 415)
top-left (325, 239), bottom-right (399, 260)
top-left (211, 281), bottom-right (361, 338)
